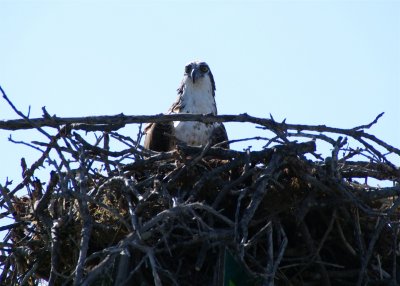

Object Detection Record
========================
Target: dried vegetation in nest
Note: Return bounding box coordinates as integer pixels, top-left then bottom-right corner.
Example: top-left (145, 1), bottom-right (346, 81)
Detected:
top-left (0, 89), bottom-right (400, 286)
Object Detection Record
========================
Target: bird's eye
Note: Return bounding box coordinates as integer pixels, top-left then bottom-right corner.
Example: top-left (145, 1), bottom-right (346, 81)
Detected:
top-left (200, 65), bottom-right (209, 73)
top-left (185, 65), bottom-right (191, 74)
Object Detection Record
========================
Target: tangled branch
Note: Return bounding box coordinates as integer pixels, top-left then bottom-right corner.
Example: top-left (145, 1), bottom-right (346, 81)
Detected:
top-left (0, 86), bottom-right (399, 286)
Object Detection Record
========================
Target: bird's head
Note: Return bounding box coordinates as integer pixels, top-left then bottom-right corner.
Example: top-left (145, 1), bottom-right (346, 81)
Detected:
top-left (181, 61), bottom-right (216, 96)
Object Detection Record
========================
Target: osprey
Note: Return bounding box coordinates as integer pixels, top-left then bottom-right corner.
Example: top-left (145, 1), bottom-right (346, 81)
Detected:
top-left (144, 61), bottom-right (229, 151)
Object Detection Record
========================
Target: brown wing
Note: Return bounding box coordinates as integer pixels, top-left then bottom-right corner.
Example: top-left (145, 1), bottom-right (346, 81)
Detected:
top-left (168, 94), bottom-right (184, 114)
top-left (144, 94), bottom-right (183, 152)
top-left (210, 123), bottom-right (229, 149)
top-left (144, 122), bottom-right (175, 152)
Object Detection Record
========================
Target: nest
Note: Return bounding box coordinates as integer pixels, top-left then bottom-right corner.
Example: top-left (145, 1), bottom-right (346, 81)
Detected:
top-left (0, 112), bottom-right (400, 286)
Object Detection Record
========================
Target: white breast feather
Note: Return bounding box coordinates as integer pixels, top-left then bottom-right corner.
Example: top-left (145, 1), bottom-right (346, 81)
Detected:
top-left (173, 76), bottom-right (218, 146)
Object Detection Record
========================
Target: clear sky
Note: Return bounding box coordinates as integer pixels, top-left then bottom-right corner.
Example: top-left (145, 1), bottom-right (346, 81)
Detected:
top-left (1, 0), bottom-right (399, 186)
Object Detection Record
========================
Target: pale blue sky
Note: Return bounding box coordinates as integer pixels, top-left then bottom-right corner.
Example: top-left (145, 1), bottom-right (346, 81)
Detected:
top-left (1, 0), bottom-right (399, 186)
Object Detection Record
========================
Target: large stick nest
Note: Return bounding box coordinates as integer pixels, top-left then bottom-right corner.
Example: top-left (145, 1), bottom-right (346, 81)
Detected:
top-left (0, 106), bottom-right (399, 285)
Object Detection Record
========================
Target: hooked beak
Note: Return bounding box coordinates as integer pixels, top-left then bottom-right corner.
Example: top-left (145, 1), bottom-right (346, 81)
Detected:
top-left (190, 68), bottom-right (199, 84)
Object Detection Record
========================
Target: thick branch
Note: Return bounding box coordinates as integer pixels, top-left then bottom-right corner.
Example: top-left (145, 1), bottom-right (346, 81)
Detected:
top-left (2, 112), bottom-right (398, 156)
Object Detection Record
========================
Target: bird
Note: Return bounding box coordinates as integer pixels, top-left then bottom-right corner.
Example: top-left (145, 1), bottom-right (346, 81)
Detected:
top-left (144, 60), bottom-right (229, 152)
